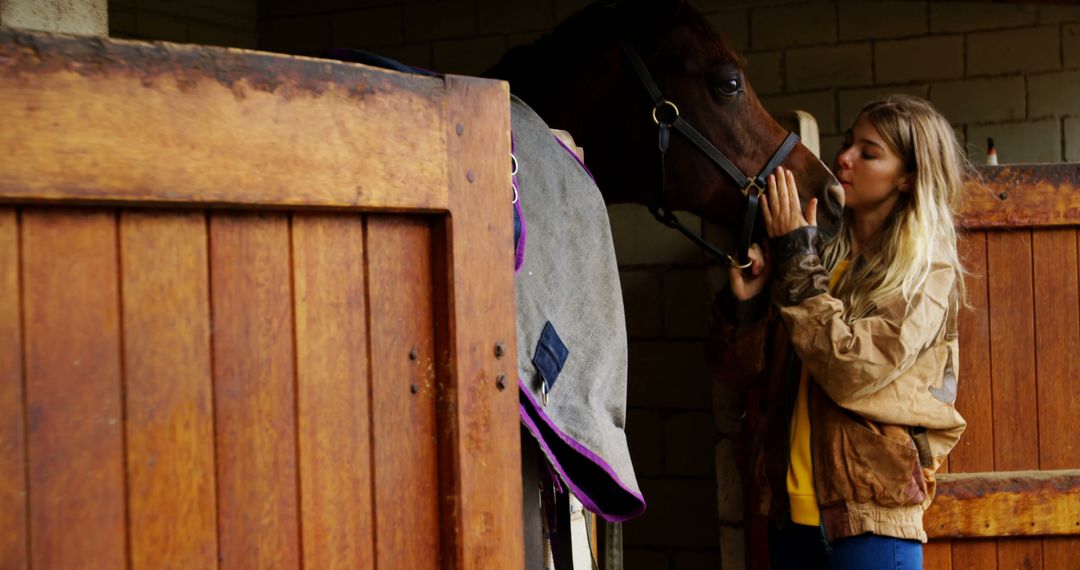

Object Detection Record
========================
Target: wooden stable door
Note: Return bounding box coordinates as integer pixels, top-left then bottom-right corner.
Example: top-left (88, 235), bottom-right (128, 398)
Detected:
top-left (0, 29), bottom-right (522, 569)
top-left (923, 165), bottom-right (1080, 569)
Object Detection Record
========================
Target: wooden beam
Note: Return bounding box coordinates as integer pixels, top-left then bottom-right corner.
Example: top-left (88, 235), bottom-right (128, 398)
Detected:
top-left (0, 28), bottom-right (450, 212)
top-left (925, 470), bottom-right (1080, 538)
top-left (958, 164), bottom-right (1080, 229)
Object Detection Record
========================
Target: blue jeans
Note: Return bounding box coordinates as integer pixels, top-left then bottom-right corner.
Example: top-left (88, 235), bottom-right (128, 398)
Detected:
top-left (768, 519), bottom-right (923, 570)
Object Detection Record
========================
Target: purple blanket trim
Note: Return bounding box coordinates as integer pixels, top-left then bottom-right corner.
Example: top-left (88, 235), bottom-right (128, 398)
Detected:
top-left (552, 135), bottom-right (596, 182)
top-left (514, 177), bottom-right (526, 274)
top-left (512, 134), bottom-right (526, 274)
top-left (519, 378), bottom-right (646, 522)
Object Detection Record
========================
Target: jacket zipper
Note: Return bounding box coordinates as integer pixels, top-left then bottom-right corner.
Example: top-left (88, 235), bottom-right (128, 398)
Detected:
top-left (806, 379), bottom-right (833, 555)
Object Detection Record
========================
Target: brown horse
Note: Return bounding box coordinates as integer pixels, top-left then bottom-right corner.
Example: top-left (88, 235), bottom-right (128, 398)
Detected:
top-left (486, 0), bottom-right (843, 250)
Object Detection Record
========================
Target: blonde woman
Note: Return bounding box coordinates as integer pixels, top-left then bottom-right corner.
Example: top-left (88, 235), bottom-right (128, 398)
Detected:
top-left (713, 95), bottom-right (967, 569)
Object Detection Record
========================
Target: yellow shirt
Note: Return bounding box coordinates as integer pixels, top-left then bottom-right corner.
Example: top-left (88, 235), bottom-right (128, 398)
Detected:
top-left (787, 260), bottom-right (849, 526)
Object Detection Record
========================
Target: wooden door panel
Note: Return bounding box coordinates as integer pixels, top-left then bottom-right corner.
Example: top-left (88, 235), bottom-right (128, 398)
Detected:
top-left (292, 213), bottom-right (375, 570)
top-left (0, 30), bottom-right (518, 570)
top-left (22, 209), bottom-right (127, 569)
top-left (210, 212), bottom-right (300, 569)
top-left (0, 208), bottom-right (27, 570)
top-left (949, 231), bottom-right (998, 567)
top-left (1033, 228), bottom-right (1080, 570)
top-left (120, 211), bottom-right (218, 569)
top-left (366, 216), bottom-right (441, 569)
top-left (986, 231), bottom-right (1043, 569)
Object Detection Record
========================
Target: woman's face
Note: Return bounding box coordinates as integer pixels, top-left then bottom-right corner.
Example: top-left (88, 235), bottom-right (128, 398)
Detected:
top-left (834, 113), bottom-right (909, 215)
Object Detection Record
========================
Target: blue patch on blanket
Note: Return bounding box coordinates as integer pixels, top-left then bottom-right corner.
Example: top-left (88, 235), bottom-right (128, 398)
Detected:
top-left (532, 321), bottom-right (569, 394)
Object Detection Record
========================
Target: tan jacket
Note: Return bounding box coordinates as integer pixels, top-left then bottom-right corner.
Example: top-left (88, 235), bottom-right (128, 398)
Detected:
top-left (710, 226), bottom-right (966, 543)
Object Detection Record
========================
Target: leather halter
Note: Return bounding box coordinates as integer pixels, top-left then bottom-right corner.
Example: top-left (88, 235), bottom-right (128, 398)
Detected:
top-left (620, 42), bottom-right (800, 268)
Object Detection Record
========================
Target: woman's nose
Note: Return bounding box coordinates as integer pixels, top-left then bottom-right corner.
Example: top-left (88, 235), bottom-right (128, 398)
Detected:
top-left (835, 147), bottom-right (854, 170)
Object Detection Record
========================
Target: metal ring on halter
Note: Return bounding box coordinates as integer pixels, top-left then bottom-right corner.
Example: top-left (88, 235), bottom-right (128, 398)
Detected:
top-left (511, 153), bottom-right (519, 176)
top-left (512, 184), bottom-right (519, 204)
top-left (726, 254), bottom-right (753, 269)
top-left (651, 100), bottom-right (680, 125)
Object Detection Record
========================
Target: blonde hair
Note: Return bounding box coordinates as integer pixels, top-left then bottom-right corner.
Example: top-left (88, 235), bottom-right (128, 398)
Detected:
top-left (821, 95), bottom-right (968, 321)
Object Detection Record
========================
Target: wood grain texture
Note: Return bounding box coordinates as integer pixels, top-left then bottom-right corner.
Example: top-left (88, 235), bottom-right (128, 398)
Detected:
top-left (437, 75), bottom-right (523, 570)
top-left (926, 470), bottom-right (1080, 537)
top-left (210, 213), bottom-right (299, 569)
top-left (21, 209), bottom-right (126, 569)
top-left (952, 232), bottom-right (995, 474)
top-left (922, 541), bottom-right (951, 570)
top-left (0, 209), bottom-right (27, 570)
top-left (950, 231), bottom-right (998, 569)
top-left (959, 164), bottom-right (1080, 229)
top-left (120, 211), bottom-right (217, 569)
top-left (366, 216), bottom-right (440, 569)
top-left (985, 230), bottom-right (1042, 569)
top-left (1033, 229), bottom-right (1080, 570)
top-left (291, 214), bottom-right (374, 570)
top-left (0, 28), bottom-right (448, 212)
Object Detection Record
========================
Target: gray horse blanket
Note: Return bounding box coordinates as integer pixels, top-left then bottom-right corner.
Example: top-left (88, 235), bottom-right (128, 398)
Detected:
top-left (512, 96), bottom-right (644, 521)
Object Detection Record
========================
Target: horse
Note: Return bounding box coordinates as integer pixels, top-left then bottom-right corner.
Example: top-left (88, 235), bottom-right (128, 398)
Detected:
top-left (481, 1), bottom-right (844, 566)
top-left (487, 0), bottom-right (843, 248)
top-left (331, 1), bottom-right (843, 566)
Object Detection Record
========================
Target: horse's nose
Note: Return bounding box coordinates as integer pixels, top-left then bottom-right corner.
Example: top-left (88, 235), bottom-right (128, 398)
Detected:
top-left (827, 182), bottom-right (845, 211)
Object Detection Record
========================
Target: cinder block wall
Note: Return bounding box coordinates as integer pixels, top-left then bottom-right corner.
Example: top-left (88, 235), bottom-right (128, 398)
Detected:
top-left (720, 0), bottom-right (1080, 164)
top-left (108, 0), bottom-right (256, 48)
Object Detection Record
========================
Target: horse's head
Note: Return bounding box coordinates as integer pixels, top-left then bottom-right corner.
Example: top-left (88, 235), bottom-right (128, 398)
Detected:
top-left (487, 0), bottom-right (844, 243)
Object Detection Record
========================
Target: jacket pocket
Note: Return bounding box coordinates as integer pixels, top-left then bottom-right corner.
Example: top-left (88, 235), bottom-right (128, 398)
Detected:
top-left (816, 404), bottom-right (927, 508)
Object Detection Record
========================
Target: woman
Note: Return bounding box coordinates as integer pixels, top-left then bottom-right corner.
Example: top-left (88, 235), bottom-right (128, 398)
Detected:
top-left (712, 95), bottom-right (968, 569)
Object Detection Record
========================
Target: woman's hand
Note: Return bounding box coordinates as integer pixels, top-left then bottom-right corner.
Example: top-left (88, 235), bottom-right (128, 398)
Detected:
top-left (729, 243), bottom-right (769, 301)
top-left (761, 166), bottom-right (817, 237)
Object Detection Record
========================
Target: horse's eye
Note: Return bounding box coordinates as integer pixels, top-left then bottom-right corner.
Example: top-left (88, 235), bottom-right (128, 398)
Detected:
top-left (716, 76), bottom-right (743, 97)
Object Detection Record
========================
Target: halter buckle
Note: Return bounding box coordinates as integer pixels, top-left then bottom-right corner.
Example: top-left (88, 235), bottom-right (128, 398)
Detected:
top-left (742, 178), bottom-right (766, 198)
top-left (651, 100), bottom-right (680, 125)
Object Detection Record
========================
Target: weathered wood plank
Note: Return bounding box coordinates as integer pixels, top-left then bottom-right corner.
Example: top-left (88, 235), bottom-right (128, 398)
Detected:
top-left (0, 209), bottom-right (27, 570)
top-left (366, 216), bottom-right (440, 569)
top-left (22, 209), bottom-right (126, 568)
top-left (437, 75), bottom-right (522, 570)
top-left (950, 231), bottom-right (998, 568)
top-left (291, 214), bottom-right (374, 570)
top-left (120, 211), bottom-right (217, 569)
top-left (926, 470), bottom-right (1080, 538)
top-left (923, 542), bottom-right (951, 570)
top-left (959, 164), bottom-right (1080, 229)
top-left (210, 213), bottom-right (299, 569)
top-left (985, 231), bottom-right (1042, 569)
top-left (0, 28), bottom-right (448, 212)
top-left (953, 232), bottom-right (995, 475)
top-left (1034, 228), bottom-right (1080, 570)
